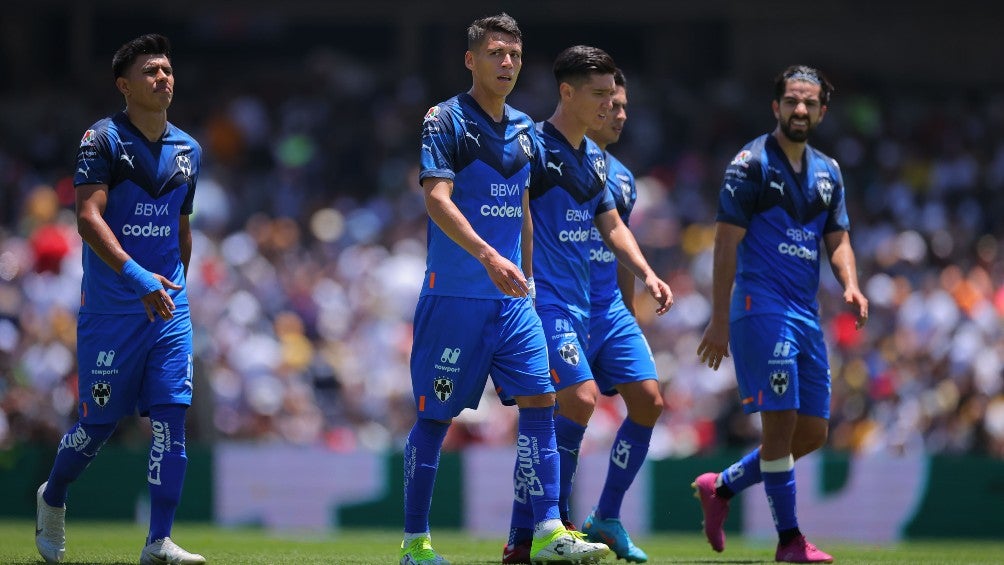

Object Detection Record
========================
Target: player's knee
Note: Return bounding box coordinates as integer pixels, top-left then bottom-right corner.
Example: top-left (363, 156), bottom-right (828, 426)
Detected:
top-left (626, 393), bottom-right (663, 426)
top-left (793, 427), bottom-right (828, 459)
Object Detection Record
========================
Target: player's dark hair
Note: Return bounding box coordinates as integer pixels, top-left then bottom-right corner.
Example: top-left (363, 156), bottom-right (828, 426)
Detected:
top-left (553, 45), bottom-right (617, 87)
top-left (112, 34), bottom-right (171, 78)
top-left (467, 13), bottom-right (522, 50)
top-left (774, 65), bottom-right (834, 106)
top-left (614, 68), bottom-right (627, 88)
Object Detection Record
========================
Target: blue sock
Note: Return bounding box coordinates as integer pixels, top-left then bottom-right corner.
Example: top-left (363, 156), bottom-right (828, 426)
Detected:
top-left (596, 418), bottom-right (652, 520)
top-left (721, 447), bottom-right (763, 495)
top-left (147, 404), bottom-right (189, 544)
top-left (761, 456), bottom-right (798, 533)
top-left (403, 418), bottom-right (449, 534)
top-left (554, 414), bottom-right (586, 522)
top-left (517, 406), bottom-right (560, 527)
top-left (44, 421), bottom-right (117, 506)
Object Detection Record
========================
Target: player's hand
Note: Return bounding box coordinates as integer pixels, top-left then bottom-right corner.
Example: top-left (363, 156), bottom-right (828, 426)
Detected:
top-left (845, 287), bottom-right (869, 330)
top-left (644, 274), bottom-right (674, 315)
top-left (141, 275), bottom-right (182, 321)
top-left (480, 250), bottom-right (530, 298)
top-left (697, 321), bottom-right (730, 370)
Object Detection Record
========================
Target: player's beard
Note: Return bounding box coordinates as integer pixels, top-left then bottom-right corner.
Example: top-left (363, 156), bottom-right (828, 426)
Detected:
top-left (780, 116), bottom-right (812, 142)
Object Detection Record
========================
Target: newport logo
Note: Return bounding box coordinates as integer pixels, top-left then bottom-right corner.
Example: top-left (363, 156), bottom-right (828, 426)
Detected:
top-left (97, 350), bottom-right (115, 366)
top-left (772, 342), bottom-right (791, 357)
top-left (440, 347), bottom-right (461, 364)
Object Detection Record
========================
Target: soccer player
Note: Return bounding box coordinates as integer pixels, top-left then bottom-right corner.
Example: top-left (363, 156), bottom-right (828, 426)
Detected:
top-left (402, 14), bottom-right (609, 565)
top-left (573, 68), bottom-right (659, 563)
top-left (503, 47), bottom-right (673, 564)
top-left (34, 34), bottom-right (204, 564)
top-left (692, 65), bottom-right (868, 564)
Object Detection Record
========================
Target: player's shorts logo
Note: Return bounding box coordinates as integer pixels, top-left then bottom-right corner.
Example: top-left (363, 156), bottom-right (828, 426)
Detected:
top-left (91, 381), bottom-right (112, 407)
top-left (96, 350), bottom-right (115, 367)
top-left (558, 342), bottom-right (580, 366)
top-left (770, 371), bottom-right (789, 396)
top-left (433, 377), bottom-right (454, 402)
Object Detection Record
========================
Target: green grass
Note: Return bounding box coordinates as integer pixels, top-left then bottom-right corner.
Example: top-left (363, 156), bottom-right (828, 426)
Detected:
top-left (2, 520), bottom-right (1002, 564)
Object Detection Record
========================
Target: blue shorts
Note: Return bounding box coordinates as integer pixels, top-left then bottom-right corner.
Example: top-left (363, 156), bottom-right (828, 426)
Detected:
top-left (410, 295), bottom-right (551, 420)
top-left (536, 304), bottom-right (593, 393)
top-left (730, 314), bottom-right (830, 418)
top-left (587, 301), bottom-right (658, 396)
top-left (77, 311), bottom-right (194, 423)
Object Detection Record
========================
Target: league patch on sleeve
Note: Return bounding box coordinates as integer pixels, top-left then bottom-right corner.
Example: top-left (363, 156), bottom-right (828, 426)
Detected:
top-left (423, 106), bottom-right (441, 122)
top-left (730, 149), bottom-right (752, 167)
top-left (80, 129), bottom-right (97, 147)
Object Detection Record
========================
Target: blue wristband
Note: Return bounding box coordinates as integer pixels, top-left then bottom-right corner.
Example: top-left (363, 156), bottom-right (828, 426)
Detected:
top-left (121, 259), bottom-right (162, 297)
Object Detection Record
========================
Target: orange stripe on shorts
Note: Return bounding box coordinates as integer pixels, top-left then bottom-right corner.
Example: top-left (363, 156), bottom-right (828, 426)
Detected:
top-left (550, 369), bottom-right (560, 384)
top-left (745, 294), bottom-right (751, 311)
top-left (741, 396), bottom-right (754, 405)
top-left (419, 396), bottom-right (426, 411)
top-left (429, 272), bottom-right (436, 289)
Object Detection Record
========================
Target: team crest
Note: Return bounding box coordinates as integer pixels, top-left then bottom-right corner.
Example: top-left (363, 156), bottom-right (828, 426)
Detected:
top-left (518, 133), bottom-right (533, 159)
top-left (80, 129), bottom-right (97, 147)
top-left (593, 156), bottom-right (607, 184)
top-left (770, 371), bottom-right (789, 396)
top-left (730, 150), bottom-right (752, 167)
top-left (433, 377), bottom-right (454, 402)
top-left (91, 381), bottom-right (111, 407)
top-left (423, 106), bottom-right (441, 122)
top-left (176, 154), bottom-right (192, 177)
top-left (617, 174), bottom-right (631, 204)
top-left (816, 177), bottom-right (833, 206)
top-left (558, 342), bottom-right (580, 366)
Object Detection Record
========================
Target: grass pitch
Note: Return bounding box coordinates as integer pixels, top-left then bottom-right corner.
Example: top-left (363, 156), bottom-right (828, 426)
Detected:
top-left (1, 520), bottom-right (1002, 564)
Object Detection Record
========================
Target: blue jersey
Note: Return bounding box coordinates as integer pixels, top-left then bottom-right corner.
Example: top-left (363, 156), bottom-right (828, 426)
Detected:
top-left (530, 121), bottom-right (615, 318)
top-left (419, 93), bottom-right (540, 299)
top-left (589, 151), bottom-right (635, 310)
top-left (74, 112), bottom-right (200, 315)
top-left (717, 133), bottom-right (849, 323)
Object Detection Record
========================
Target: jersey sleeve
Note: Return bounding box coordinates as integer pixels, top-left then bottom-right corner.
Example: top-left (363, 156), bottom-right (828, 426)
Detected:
top-left (716, 148), bottom-right (764, 228)
top-left (419, 104), bottom-right (458, 183)
top-left (74, 123), bottom-right (116, 187)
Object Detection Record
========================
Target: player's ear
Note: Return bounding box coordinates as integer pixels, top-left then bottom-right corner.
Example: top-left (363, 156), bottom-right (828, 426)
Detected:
top-left (115, 76), bottom-right (130, 97)
top-left (771, 99), bottom-right (780, 120)
top-left (559, 81), bottom-right (575, 102)
top-left (818, 104), bottom-right (827, 122)
top-left (464, 51), bottom-right (474, 71)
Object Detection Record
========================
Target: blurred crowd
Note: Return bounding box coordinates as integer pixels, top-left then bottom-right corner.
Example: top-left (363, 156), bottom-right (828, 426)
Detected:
top-left (1, 48), bottom-right (1002, 459)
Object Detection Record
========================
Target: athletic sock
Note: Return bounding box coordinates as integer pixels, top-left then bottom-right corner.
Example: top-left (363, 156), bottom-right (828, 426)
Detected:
top-left (596, 418), bottom-right (652, 520)
top-left (517, 406), bottom-right (561, 527)
top-left (554, 414), bottom-right (586, 522)
top-left (403, 418), bottom-right (450, 534)
top-left (147, 404), bottom-right (189, 544)
top-left (761, 455), bottom-right (798, 534)
top-left (719, 446), bottom-right (762, 499)
top-left (45, 421), bottom-right (117, 506)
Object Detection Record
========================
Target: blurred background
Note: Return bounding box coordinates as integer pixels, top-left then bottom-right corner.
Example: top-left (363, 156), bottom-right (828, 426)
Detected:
top-left (1, 0), bottom-right (1003, 540)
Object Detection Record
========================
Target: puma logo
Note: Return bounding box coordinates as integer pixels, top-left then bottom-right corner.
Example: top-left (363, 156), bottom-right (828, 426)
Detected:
top-left (769, 180), bottom-right (785, 195)
top-left (464, 130), bottom-right (481, 147)
top-left (547, 161), bottom-right (565, 176)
